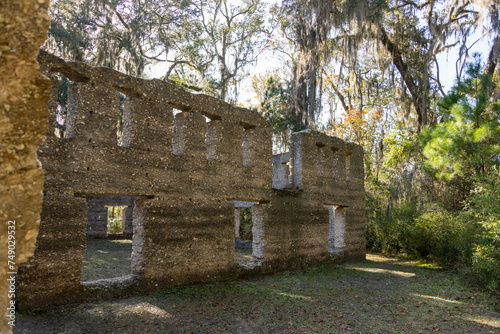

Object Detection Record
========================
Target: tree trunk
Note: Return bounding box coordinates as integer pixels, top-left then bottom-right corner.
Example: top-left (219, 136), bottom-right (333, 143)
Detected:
top-left (292, 42), bottom-right (319, 130)
top-left (377, 22), bottom-right (430, 132)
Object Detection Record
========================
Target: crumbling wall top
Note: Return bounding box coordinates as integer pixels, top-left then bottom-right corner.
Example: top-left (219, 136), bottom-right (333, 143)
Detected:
top-left (38, 50), bottom-right (270, 129)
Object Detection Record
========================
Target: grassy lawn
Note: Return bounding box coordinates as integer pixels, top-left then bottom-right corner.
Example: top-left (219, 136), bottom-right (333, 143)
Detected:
top-left (81, 239), bottom-right (133, 281)
top-left (235, 248), bottom-right (253, 266)
top-left (17, 254), bottom-right (500, 333)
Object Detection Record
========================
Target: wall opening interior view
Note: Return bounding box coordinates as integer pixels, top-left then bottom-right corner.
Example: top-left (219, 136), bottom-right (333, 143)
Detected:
top-left (242, 127), bottom-right (253, 167)
top-left (105, 205), bottom-right (129, 235)
top-left (231, 201), bottom-right (264, 268)
top-left (172, 108), bottom-right (186, 156)
top-left (206, 119), bottom-right (217, 161)
top-left (272, 152), bottom-right (292, 189)
top-left (54, 74), bottom-right (77, 139)
top-left (345, 151), bottom-right (352, 181)
top-left (325, 205), bottom-right (346, 255)
top-left (116, 92), bottom-right (134, 147)
top-left (81, 195), bottom-right (149, 285)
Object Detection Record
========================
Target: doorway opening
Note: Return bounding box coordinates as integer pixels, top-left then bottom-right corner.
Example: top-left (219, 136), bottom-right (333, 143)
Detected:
top-left (325, 205), bottom-right (347, 256)
top-left (80, 195), bottom-right (151, 284)
top-left (230, 201), bottom-right (264, 268)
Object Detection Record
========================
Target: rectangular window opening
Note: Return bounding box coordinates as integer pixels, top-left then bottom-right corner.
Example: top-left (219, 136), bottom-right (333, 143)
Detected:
top-left (55, 74), bottom-right (77, 139)
top-left (331, 147), bottom-right (341, 180)
top-left (242, 128), bottom-right (253, 167)
top-left (272, 152), bottom-right (291, 189)
top-left (116, 93), bottom-right (133, 147)
top-left (206, 120), bottom-right (217, 161)
top-left (317, 143), bottom-right (325, 177)
top-left (283, 161), bottom-right (292, 187)
top-left (172, 109), bottom-right (186, 156)
top-left (345, 151), bottom-right (352, 181)
top-left (105, 205), bottom-right (129, 235)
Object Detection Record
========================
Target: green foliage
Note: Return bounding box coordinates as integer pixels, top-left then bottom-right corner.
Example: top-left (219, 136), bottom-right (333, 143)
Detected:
top-left (239, 208), bottom-right (253, 240)
top-left (472, 226), bottom-right (500, 295)
top-left (414, 204), bottom-right (477, 267)
top-left (421, 56), bottom-right (500, 204)
top-left (106, 206), bottom-right (125, 234)
top-left (464, 170), bottom-right (500, 295)
top-left (367, 200), bottom-right (478, 266)
top-left (366, 199), bottom-right (420, 256)
top-left (383, 123), bottom-right (418, 170)
top-left (367, 167), bottom-right (500, 297)
top-left (258, 76), bottom-right (294, 152)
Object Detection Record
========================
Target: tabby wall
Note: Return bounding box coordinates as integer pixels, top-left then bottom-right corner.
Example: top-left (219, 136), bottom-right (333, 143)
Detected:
top-left (17, 52), bottom-right (365, 310)
top-left (262, 130), bottom-right (366, 272)
top-left (0, 0), bottom-right (50, 332)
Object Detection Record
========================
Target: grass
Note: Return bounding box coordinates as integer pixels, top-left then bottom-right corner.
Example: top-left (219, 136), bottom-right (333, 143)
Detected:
top-left (235, 248), bottom-right (253, 266)
top-left (16, 254), bottom-right (500, 333)
top-left (81, 239), bottom-right (133, 281)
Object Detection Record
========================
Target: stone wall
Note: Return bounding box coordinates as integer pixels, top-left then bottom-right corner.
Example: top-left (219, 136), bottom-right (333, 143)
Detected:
top-left (262, 130), bottom-right (366, 272)
top-left (0, 0), bottom-right (50, 332)
top-left (16, 52), bottom-right (366, 310)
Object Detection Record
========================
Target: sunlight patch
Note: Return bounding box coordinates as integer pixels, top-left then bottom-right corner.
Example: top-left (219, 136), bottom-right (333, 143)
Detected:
top-left (366, 254), bottom-right (440, 269)
top-left (347, 266), bottom-right (416, 278)
top-left (122, 302), bottom-right (173, 319)
top-left (411, 293), bottom-right (465, 305)
top-left (463, 315), bottom-right (500, 328)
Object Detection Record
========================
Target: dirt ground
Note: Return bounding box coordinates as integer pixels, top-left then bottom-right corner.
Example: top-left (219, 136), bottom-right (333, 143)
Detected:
top-left (13, 254), bottom-right (500, 334)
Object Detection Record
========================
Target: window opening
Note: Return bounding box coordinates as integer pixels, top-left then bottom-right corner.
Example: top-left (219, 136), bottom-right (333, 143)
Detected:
top-left (242, 128), bottom-right (253, 167)
top-left (345, 151), bottom-right (352, 181)
top-left (172, 109), bottom-right (186, 155)
top-left (105, 205), bottom-right (128, 234)
top-left (331, 147), bottom-right (341, 180)
top-left (206, 120), bottom-right (217, 161)
top-left (55, 75), bottom-right (77, 139)
top-left (317, 143), bottom-right (325, 177)
top-left (116, 92), bottom-right (133, 147)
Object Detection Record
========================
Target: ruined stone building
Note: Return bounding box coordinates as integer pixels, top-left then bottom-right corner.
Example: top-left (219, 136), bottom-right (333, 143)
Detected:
top-left (16, 51), bottom-right (366, 310)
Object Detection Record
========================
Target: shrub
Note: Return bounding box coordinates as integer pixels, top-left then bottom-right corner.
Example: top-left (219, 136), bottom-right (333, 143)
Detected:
top-left (465, 170), bottom-right (500, 295)
top-left (414, 204), bottom-right (477, 267)
top-left (472, 223), bottom-right (500, 295)
top-left (366, 200), bottom-right (420, 257)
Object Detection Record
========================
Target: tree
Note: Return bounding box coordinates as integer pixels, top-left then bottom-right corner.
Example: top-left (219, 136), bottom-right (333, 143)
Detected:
top-left (278, 0), bottom-right (364, 130)
top-left (370, 0), bottom-right (481, 132)
top-left (167, 0), bottom-right (270, 103)
top-left (45, 0), bottom-right (196, 76)
top-left (277, 0), bottom-right (482, 133)
top-left (321, 43), bottom-right (402, 178)
top-left (253, 74), bottom-right (293, 152)
top-left (421, 56), bottom-right (500, 205)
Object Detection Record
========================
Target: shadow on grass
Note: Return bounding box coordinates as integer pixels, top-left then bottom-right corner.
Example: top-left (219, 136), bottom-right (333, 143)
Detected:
top-left (15, 254), bottom-right (500, 334)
